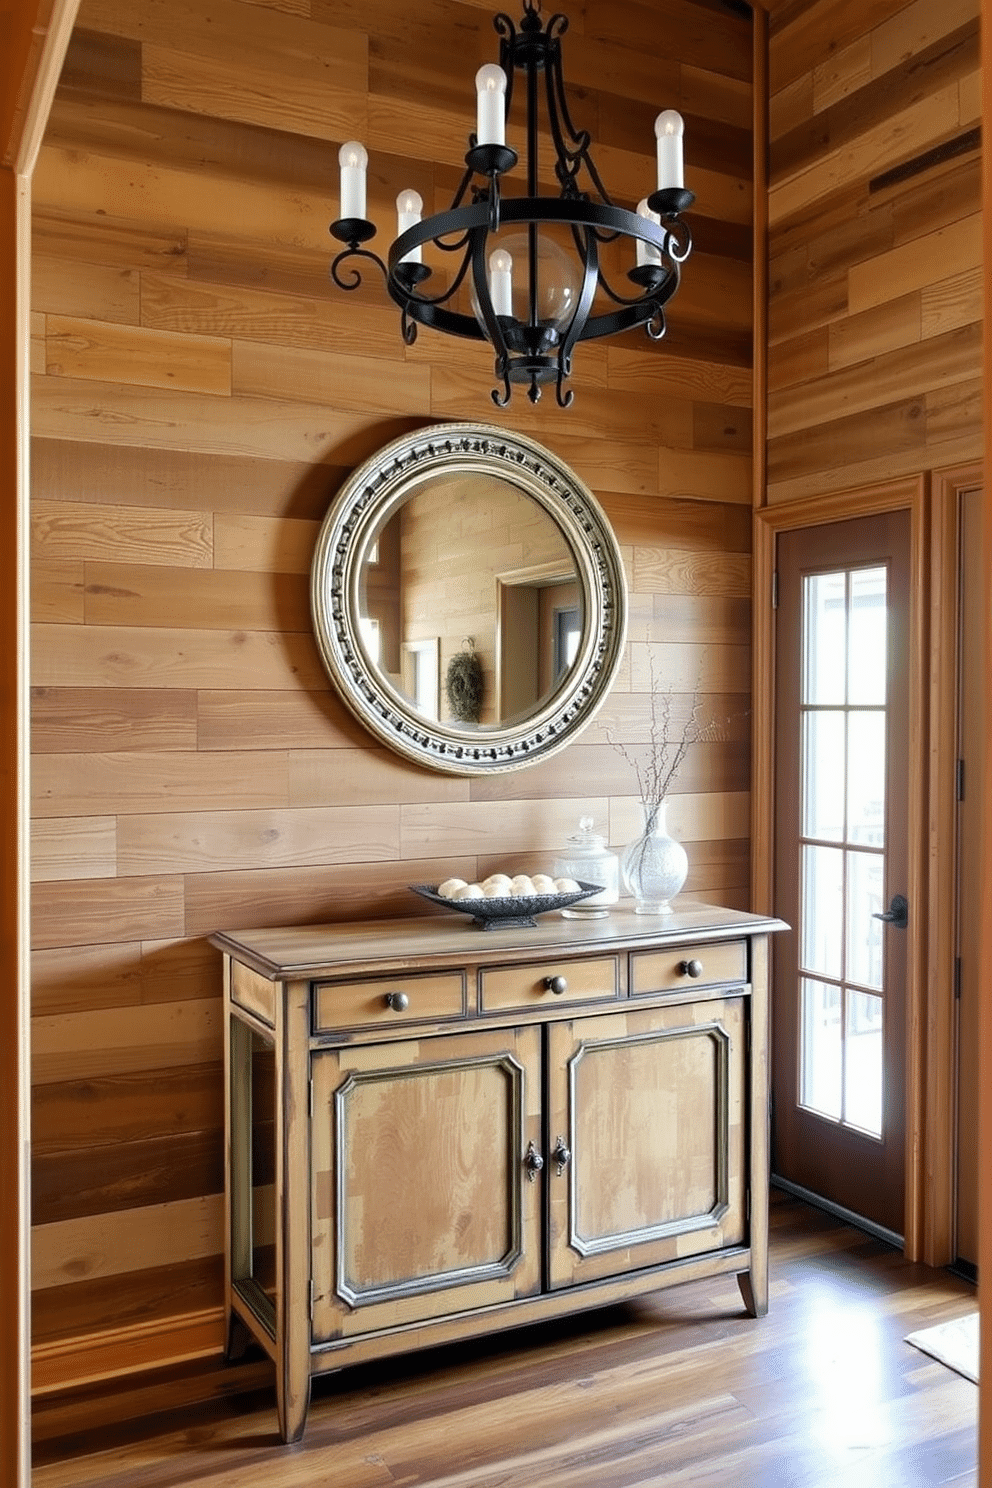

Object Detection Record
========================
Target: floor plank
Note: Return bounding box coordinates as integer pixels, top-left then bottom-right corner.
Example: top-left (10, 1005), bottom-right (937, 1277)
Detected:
top-left (33, 1193), bottom-right (978, 1486)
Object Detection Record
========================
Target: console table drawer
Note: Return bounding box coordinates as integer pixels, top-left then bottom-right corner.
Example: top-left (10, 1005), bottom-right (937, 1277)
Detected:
top-left (480, 955), bottom-right (619, 1012)
top-left (313, 971), bottom-right (466, 1031)
top-left (630, 940), bottom-right (747, 995)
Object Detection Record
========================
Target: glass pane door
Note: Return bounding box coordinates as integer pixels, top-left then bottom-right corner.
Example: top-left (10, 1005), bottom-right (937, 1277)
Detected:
top-left (798, 566), bottom-right (887, 1139)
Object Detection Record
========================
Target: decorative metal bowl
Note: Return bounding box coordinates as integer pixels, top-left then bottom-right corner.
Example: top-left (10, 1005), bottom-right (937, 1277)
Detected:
top-left (409, 881), bottom-right (603, 930)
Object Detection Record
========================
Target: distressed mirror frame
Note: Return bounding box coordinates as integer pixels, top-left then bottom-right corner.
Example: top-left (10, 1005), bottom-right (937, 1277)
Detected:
top-left (310, 423), bottom-right (628, 775)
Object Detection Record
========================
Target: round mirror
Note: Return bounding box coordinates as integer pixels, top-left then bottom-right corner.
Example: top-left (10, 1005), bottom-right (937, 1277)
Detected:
top-left (310, 424), bottom-right (627, 774)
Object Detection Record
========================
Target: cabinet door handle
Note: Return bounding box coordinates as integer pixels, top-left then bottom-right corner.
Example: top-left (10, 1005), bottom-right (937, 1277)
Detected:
top-left (552, 1136), bottom-right (571, 1175)
top-left (384, 990), bottom-right (409, 1012)
top-left (543, 974), bottom-right (568, 995)
top-left (523, 1141), bottom-right (544, 1182)
top-left (677, 958), bottom-right (703, 978)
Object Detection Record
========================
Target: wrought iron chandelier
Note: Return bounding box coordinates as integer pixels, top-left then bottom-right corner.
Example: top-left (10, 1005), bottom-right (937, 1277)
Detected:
top-left (329, 0), bottom-right (694, 408)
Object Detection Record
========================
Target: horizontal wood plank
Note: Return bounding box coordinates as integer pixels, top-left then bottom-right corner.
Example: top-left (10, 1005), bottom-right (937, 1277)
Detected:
top-left (32, 498), bottom-right (213, 568)
top-left (183, 859), bottom-right (483, 935)
top-left (195, 688), bottom-right (365, 751)
top-left (632, 548), bottom-right (751, 598)
top-left (116, 803), bottom-right (401, 875)
top-left (32, 435), bottom-right (346, 521)
top-left (32, 818), bottom-right (117, 883)
top-left (81, 562), bottom-right (312, 633)
top-left (32, 1064), bottom-right (225, 1153)
top-left (31, 1255), bottom-right (224, 1347)
top-left (32, 750), bottom-right (292, 818)
top-left (32, 876), bottom-right (187, 950)
top-left (31, 688), bottom-right (199, 753)
top-left (33, 1129), bottom-right (224, 1226)
top-left (32, 937), bottom-right (219, 1017)
top-left (46, 315), bottom-right (232, 396)
top-left (32, 623), bottom-right (329, 690)
top-left (32, 1000), bottom-right (221, 1086)
top-left (32, 1194), bottom-right (224, 1291)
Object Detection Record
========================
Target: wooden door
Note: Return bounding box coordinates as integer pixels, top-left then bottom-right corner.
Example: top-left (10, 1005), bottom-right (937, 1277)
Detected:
top-left (772, 512), bottom-right (911, 1236)
top-left (546, 999), bottom-right (747, 1289)
top-left (310, 1025), bottom-right (542, 1343)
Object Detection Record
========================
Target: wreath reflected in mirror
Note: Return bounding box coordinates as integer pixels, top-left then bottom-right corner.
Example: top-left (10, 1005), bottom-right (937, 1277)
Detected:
top-left (445, 638), bottom-right (484, 724)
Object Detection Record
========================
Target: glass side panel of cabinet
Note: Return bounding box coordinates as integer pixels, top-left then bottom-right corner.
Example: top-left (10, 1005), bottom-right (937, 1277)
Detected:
top-left (230, 1017), bottom-right (277, 1334)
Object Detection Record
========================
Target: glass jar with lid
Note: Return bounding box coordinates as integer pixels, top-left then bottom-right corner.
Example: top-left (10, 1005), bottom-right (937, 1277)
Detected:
top-left (552, 816), bottom-right (619, 918)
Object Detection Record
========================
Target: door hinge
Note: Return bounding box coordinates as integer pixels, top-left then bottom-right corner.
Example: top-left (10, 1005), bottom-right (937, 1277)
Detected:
top-left (309, 1278), bottom-right (315, 1320)
top-left (954, 956), bottom-right (962, 1000)
top-left (746, 1188), bottom-right (751, 1221)
top-left (956, 758), bottom-right (965, 802)
top-left (307, 1073), bottom-right (313, 1119)
top-left (771, 570), bottom-right (779, 609)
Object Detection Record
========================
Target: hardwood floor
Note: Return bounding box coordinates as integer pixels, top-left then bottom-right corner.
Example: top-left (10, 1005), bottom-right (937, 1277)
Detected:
top-left (33, 1194), bottom-right (978, 1487)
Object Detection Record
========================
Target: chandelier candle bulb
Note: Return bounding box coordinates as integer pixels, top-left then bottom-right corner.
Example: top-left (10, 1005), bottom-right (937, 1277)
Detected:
top-left (654, 111), bottom-right (684, 191)
top-left (489, 247), bottom-right (513, 316)
top-left (635, 199), bottom-right (662, 267)
top-left (476, 63), bottom-right (507, 147)
top-left (396, 190), bottom-right (424, 263)
top-left (338, 141), bottom-right (368, 221)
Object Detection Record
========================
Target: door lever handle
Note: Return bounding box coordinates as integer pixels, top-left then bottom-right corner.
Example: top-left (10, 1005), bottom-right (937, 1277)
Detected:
top-left (873, 893), bottom-right (908, 929)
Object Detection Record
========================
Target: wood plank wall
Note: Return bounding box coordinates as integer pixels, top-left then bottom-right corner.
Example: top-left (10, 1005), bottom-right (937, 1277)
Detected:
top-left (28, 0), bottom-right (754, 1392)
top-left (766, 0), bottom-right (982, 505)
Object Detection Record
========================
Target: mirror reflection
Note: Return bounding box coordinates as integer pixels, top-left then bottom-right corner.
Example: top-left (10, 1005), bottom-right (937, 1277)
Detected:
top-left (359, 472), bottom-right (583, 730)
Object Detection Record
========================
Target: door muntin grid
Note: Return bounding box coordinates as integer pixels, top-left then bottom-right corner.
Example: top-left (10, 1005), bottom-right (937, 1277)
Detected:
top-left (798, 566), bottom-right (886, 1139)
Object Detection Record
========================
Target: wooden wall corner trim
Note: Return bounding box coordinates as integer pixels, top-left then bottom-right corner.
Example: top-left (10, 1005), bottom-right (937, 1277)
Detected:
top-left (752, 3), bottom-right (769, 514)
top-left (30, 1307), bottom-right (227, 1396)
top-left (2, 5), bottom-right (81, 1487)
top-left (8, 1), bottom-right (79, 178)
top-left (1, 160), bottom-right (31, 1488)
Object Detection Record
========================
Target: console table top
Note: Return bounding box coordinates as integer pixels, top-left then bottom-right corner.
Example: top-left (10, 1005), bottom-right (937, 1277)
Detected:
top-left (212, 899), bottom-right (788, 981)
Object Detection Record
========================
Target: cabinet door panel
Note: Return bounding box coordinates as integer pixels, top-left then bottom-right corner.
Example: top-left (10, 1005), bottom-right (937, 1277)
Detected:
top-left (547, 999), bottom-right (747, 1289)
top-left (311, 1025), bottom-right (542, 1342)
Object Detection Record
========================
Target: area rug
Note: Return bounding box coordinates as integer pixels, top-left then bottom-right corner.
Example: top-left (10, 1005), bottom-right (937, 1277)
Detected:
top-left (905, 1312), bottom-right (979, 1383)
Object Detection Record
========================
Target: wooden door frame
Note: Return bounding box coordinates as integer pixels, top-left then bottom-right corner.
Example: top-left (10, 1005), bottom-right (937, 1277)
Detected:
top-left (753, 475), bottom-right (938, 1263)
top-left (928, 462), bottom-right (984, 1266)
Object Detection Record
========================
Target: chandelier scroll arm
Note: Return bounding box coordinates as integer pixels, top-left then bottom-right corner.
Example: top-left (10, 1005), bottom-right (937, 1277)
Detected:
top-left (467, 222), bottom-right (514, 403)
top-left (542, 14), bottom-right (616, 209)
top-left (329, 243), bottom-right (387, 293)
top-left (556, 223), bottom-right (600, 373)
top-left (494, 11), bottom-right (517, 116)
top-left (645, 307), bottom-right (668, 343)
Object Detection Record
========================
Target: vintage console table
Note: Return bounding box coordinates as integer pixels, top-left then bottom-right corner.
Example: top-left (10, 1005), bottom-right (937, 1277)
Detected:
top-left (214, 901), bottom-right (786, 1441)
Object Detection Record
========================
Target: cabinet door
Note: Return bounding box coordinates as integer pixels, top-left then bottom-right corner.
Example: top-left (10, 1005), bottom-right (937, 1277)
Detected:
top-left (311, 1025), bottom-right (542, 1343)
top-left (547, 998), bottom-right (747, 1289)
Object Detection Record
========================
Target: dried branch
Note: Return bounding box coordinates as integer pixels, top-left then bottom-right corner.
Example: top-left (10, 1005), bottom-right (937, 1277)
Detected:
top-left (607, 650), bottom-right (742, 808)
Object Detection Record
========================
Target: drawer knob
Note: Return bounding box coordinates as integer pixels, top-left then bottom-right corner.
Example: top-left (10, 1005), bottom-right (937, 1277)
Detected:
top-left (678, 958), bottom-right (703, 979)
top-left (543, 974), bottom-right (568, 996)
top-left (384, 990), bottom-right (410, 1012)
